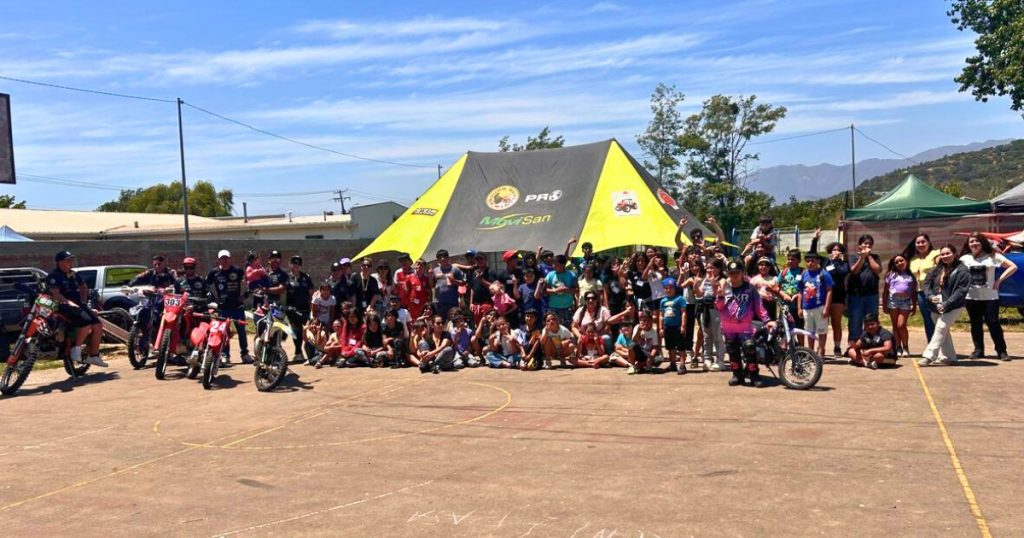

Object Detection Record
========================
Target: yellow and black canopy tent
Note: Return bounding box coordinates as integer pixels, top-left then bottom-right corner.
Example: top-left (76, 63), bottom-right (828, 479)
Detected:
top-left (356, 139), bottom-right (709, 259)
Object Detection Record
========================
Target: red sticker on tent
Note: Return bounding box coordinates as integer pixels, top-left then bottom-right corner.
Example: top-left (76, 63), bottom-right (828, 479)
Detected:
top-left (657, 188), bottom-right (678, 210)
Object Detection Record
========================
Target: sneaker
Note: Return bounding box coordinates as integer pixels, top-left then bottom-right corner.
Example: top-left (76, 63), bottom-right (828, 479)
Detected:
top-left (84, 355), bottom-right (108, 367)
top-left (70, 346), bottom-right (83, 363)
top-left (728, 374), bottom-right (743, 386)
top-left (306, 354), bottom-right (320, 366)
top-left (627, 365), bottom-right (636, 375)
top-left (701, 360), bottom-right (710, 373)
top-left (677, 363), bottom-right (687, 375)
top-left (710, 361), bottom-right (722, 372)
top-left (999, 352), bottom-right (1011, 362)
top-left (688, 356), bottom-right (699, 369)
top-left (240, 353), bottom-right (255, 364)
top-left (432, 364), bottom-right (440, 374)
top-left (917, 357), bottom-right (934, 366)
top-left (968, 351), bottom-right (985, 360)
top-left (939, 358), bottom-right (959, 366)
top-left (526, 358), bottom-right (536, 370)
top-left (867, 361), bottom-right (878, 370)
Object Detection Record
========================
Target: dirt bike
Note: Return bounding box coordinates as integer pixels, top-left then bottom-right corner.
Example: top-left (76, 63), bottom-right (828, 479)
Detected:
top-left (1, 294), bottom-right (95, 396)
top-left (187, 302), bottom-right (244, 390)
top-left (249, 301), bottom-right (293, 392)
top-left (749, 300), bottom-right (824, 390)
top-left (152, 291), bottom-right (208, 380)
top-left (124, 286), bottom-right (160, 368)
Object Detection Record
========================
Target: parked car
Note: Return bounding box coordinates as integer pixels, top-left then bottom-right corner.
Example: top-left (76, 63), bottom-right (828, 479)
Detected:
top-left (74, 265), bottom-right (147, 311)
top-left (0, 267), bottom-right (46, 336)
top-left (997, 252), bottom-right (1024, 315)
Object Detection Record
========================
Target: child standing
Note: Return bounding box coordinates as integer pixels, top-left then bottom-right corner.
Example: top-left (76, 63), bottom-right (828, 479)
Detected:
top-left (490, 281), bottom-right (519, 321)
top-left (696, 259), bottom-right (726, 371)
top-left (883, 254), bottom-right (917, 357)
top-left (798, 252), bottom-right (833, 359)
top-left (659, 277), bottom-right (689, 374)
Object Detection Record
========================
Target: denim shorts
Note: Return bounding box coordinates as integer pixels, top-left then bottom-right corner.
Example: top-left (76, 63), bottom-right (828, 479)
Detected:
top-left (887, 295), bottom-right (913, 311)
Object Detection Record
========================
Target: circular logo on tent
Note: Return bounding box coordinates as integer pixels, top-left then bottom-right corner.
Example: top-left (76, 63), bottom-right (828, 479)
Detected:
top-left (657, 188), bottom-right (679, 210)
top-left (486, 185), bottom-right (520, 211)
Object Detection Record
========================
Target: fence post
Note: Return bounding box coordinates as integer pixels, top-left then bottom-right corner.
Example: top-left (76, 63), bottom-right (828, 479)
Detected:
top-left (794, 226), bottom-right (800, 251)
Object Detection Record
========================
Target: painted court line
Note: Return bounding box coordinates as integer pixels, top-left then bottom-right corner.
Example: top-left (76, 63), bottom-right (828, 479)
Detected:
top-left (212, 480), bottom-right (434, 536)
top-left (912, 361), bottom-right (992, 538)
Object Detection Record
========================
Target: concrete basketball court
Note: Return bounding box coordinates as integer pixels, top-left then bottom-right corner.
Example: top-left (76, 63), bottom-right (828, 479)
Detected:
top-left (1, 329), bottom-right (1020, 537)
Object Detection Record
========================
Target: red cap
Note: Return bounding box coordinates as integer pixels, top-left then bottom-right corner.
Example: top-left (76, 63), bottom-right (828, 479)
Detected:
top-left (183, 257), bottom-right (197, 265)
top-left (502, 250), bottom-right (519, 262)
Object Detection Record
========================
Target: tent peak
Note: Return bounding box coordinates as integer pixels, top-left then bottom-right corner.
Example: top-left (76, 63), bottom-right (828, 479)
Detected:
top-left (466, 139), bottom-right (615, 157)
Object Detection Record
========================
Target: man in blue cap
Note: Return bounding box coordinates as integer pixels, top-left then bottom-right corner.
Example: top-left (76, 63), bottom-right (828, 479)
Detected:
top-left (46, 250), bottom-right (107, 367)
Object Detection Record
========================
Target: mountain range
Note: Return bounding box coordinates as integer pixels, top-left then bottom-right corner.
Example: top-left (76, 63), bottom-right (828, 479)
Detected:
top-left (750, 139), bottom-right (1015, 201)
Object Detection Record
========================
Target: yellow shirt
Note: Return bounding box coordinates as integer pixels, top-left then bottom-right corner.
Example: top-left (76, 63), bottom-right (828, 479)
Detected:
top-left (909, 250), bottom-right (939, 286)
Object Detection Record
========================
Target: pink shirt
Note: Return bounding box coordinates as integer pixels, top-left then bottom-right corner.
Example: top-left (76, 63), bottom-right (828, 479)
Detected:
top-left (491, 291), bottom-right (516, 316)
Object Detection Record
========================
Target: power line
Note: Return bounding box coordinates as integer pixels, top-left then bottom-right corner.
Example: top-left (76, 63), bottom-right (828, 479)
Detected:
top-left (0, 74), bottom-right (175, 103)
top-left (234, 189), bottom-right (337, 197)
top-left (748, 126), bottom-right (849, 146)
top-left (18, 173), bottom-right (131, 191)
top-left (854, 127), bottom-right (918, 164)
top-left (181, 101), bottom-right (435, 169)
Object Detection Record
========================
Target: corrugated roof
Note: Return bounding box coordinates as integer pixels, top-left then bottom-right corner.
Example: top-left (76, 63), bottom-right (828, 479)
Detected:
top-left (0, 208), bottom-right (221, 235)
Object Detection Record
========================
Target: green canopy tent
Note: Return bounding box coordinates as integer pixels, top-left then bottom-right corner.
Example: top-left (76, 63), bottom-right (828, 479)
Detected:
top-left (844, 174), bottom-right (991, 221)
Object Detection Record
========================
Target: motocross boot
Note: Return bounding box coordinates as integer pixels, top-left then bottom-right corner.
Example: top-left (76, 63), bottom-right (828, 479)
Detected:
top-left (747, 364), bottom-right (764, 388)
top-left (728, 362), bottom-right (745, 386)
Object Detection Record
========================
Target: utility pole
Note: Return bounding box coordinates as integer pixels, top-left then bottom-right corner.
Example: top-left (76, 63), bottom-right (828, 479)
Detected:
top-left (437, 164), bottom-right (442, 179)
top-left (850, 124), bottom-right (856, 209)
top-left (177, 98), bottom-right (191, 256)
top-left (333, 189), bottom-right (351, 215)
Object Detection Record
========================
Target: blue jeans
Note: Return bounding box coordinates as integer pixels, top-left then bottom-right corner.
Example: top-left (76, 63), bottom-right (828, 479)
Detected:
top-left (917, 290), bottom-right (935, 342)
top-left (847, 294), bottom-right (878, 343)
top-left (486, 351), bottom-right (521, 368)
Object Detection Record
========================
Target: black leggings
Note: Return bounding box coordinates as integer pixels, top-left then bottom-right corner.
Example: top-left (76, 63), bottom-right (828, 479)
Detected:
top-left (286, 310), bottom-right (310, 355)
top-left (965, 300), bottom-right (1006, 355)
top-left (683, 303), bottom-right (696, 352)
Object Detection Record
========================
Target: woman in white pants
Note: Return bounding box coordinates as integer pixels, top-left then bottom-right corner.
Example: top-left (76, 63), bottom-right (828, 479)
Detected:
top-left (919, 245), bottom-right (971, 366)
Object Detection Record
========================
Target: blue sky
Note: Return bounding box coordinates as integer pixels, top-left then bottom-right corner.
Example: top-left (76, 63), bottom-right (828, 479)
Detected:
top-left (1, 0), bottom-right (1021, 214)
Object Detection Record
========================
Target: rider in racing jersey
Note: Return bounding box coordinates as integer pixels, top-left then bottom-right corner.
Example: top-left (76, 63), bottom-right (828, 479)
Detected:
top-left (176, 257), bottom-right (209, 297)
top-left (206, 250), bottom-right (251, 363)
top-left (128, 255), bottom-right (179, 331)
top-left (716, 259), bottom-right (774, 387)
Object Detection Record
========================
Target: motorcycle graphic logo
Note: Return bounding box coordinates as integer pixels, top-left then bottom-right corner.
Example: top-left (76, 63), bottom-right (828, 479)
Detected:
top-left (486, 185), bottom-right (520, 211)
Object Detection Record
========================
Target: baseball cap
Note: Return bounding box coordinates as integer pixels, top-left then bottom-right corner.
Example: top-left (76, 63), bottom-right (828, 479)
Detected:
top-left (183, 257), bottom-right (197, 266)
top-left (727, 260), bottom-right (744, 273)
top-left (55, 250), bottom-right (74, 262)
top-left (661, 277), bottom-right (677, 288)
top-left (804, 251), bottom-right (823, 261)
top-left (331, 262), bottom-right (342, 271)
top-left (217, 250), bottom-right (231, 259)
top-left (290, 255), bottom-right (302, 265)
top-left (502, 249), bottom-right (518, 262)
top-left (338, 257), bottom-right (351, 265)
top-left (757, 256), bottom-right (773, 265)
top-left (268, 250), bottom-right (282, 259)
top-left (465, 249), bottom-right (477, 257)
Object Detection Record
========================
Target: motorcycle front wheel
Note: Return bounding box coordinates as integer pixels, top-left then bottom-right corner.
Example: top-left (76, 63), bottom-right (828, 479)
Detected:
top-left (155, 331), bottom-right (172, 380)
top-left (127, 324), bottom-right (149, 368)
top-left (254, 348), bottom-right (287, 392)
top-left (201, 349), bottom-right (216, 390)
top-left (1, 347), bottom-right (36, 396)
top-left (778, 346), bottom-right (823, 390)
top-left (64, 354), bottom-right (91, 379)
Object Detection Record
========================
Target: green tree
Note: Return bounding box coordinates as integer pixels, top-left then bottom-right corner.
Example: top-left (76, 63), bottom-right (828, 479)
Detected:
top-left (498, 127), bottom-right (565, 152)
top-left (98, 180), bottom-right (233, 216)
top-left (0, 194), bottom-right (26, 209)
top-left (949, 0), bottom-right (1024, 113)
top-left (636, 83), bottom-right (686, 194)
top-left (938, 180), bottom-right (964, 198)
top-left (681, 182), bottom-right (774, 242)
top-left (676, 94), bottom-right (786, 235)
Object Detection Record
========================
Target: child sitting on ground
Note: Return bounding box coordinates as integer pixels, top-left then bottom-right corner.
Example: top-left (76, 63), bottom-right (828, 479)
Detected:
top-left (632, 311), bottom-right (662, 373)
top-left (574, 323), bottom-right (609, 368)
top-left (382, 309), bottom-right (407, 368)
top-left (610, 324), bottom-right (636, 373)
top-left (486, 316), bottom-right (524, 368)
top-left (450, 315), bottom-right (478, 368)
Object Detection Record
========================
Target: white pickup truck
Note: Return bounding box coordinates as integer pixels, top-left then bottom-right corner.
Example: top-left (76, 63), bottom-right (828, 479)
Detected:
top-left (74, 265), bottom-right (148, 311)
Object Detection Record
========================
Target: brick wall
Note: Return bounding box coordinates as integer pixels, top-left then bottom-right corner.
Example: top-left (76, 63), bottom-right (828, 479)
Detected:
top-left (0, 239), bottom-right (379, 282)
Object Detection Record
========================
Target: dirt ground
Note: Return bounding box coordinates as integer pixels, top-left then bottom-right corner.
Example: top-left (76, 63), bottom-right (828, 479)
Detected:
top-left (1, 329), bottom-right (1020, 537)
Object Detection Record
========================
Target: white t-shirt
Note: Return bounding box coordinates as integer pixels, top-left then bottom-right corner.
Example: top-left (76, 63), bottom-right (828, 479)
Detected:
top-left (647, 269), bottom-right (666, 300)
top-left (959, 252), bottom-right (1008, 301)
top-left (632, 325), bottom-right (660, 355)
top-left (312, 294), bottom-right (336, 324)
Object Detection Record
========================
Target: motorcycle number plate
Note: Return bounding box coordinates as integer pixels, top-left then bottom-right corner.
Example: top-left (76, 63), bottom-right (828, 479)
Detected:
top-left (35, 296), bottom-right (57, 317)
top-left (165, 297), bottom-right (182, 307)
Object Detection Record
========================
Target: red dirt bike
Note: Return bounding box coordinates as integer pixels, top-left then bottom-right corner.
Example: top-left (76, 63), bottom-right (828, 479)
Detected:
top-left (1, 294), bottom-right (94, 396)
top-left (152, 290), bottom-right (208, 380)
top-left (188, 302), bottom-right (244, 390)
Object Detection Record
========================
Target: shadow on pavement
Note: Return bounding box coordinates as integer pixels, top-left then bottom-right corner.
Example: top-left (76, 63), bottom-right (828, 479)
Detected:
top-left (4, 370), bottom-right (120, 398)
top-left (276, 371), bottom-right (315, 392)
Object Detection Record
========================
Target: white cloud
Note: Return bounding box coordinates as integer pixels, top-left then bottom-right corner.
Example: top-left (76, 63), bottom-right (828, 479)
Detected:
top-left (293, 16), bottom-right (513, 38)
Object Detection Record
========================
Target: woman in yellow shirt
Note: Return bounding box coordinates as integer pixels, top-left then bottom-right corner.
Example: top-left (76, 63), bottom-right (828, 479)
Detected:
top-left (904, 234), bottom-right (939, 342)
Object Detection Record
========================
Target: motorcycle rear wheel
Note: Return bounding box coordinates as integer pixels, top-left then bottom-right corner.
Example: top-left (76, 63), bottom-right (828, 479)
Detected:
top-left (127, 324), bottom-right (150, 368)
top-left (155, 331), bottom-right (172, 380)
top-left (64, 355), bottom-right (91, 379)
top-left (1, 349), bottom-right (36, 396)
top-left (254, 348), bottom-right (287, 392)
top-left (778, 346), bottom-right (823, 390)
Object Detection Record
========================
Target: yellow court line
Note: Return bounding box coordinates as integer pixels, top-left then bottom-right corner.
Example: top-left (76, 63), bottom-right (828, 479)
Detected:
top-left (1, 380), bottom-right (422, 513)
top-left (912, 361), bottom-right (992, 538)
